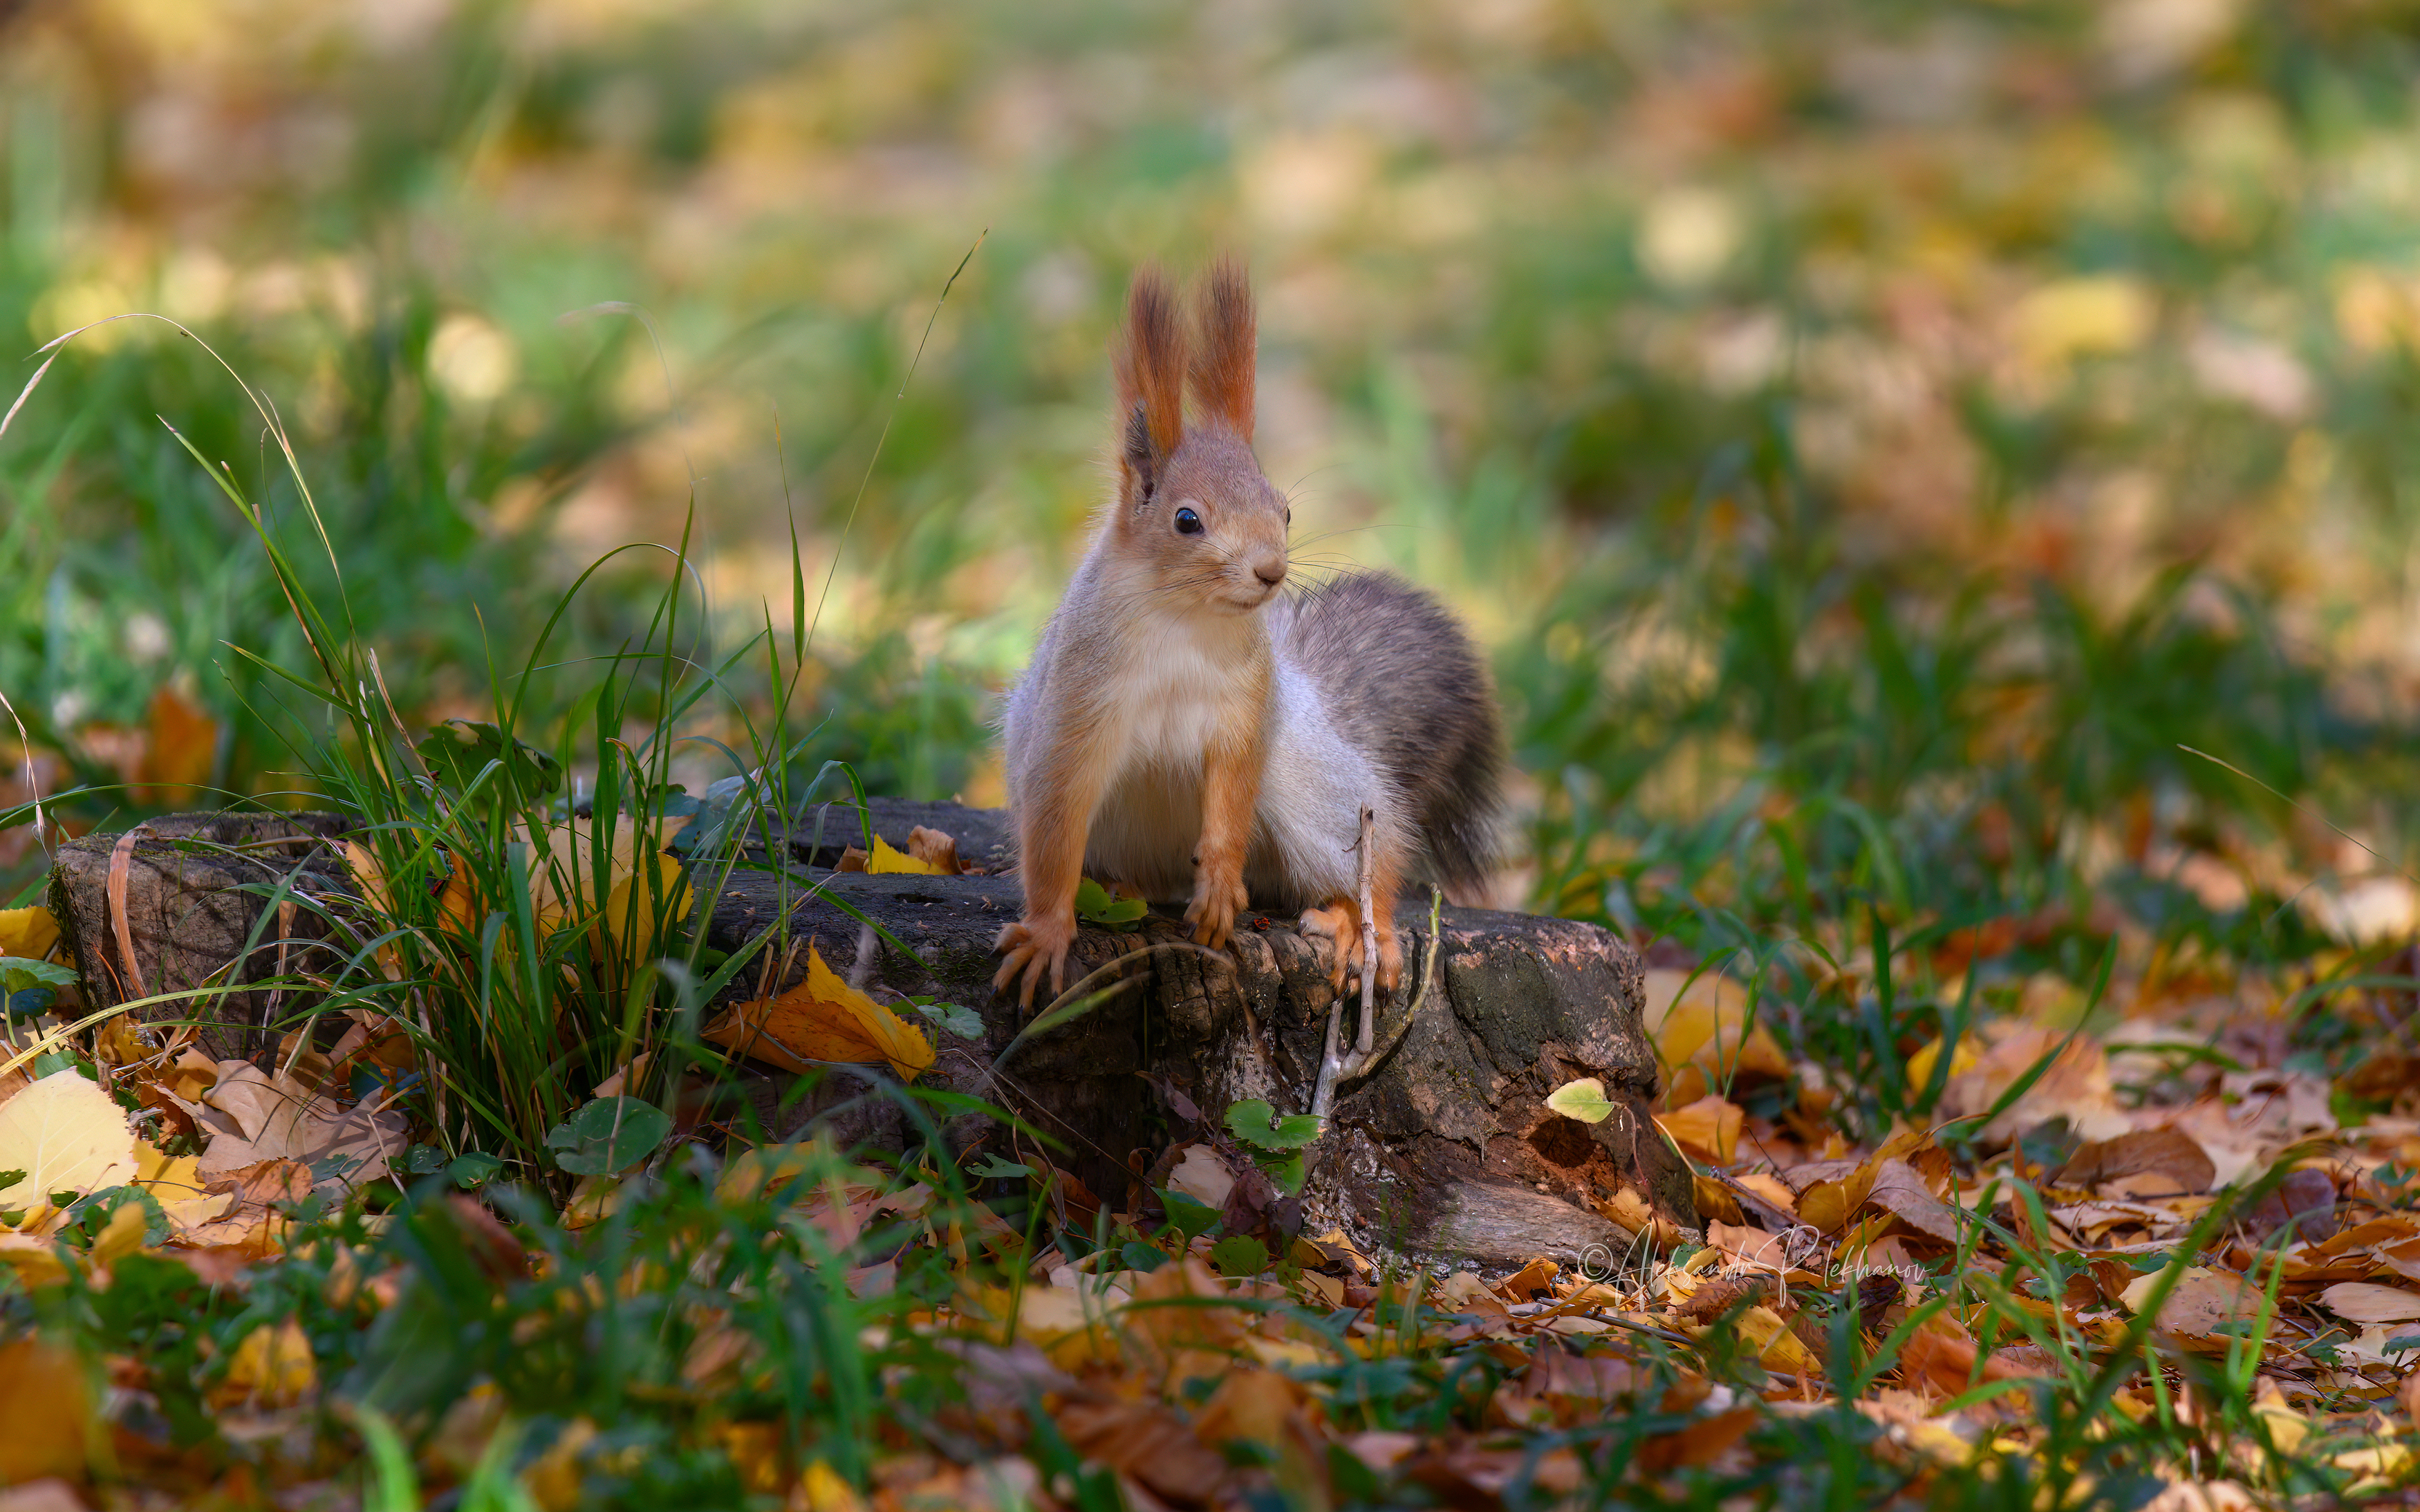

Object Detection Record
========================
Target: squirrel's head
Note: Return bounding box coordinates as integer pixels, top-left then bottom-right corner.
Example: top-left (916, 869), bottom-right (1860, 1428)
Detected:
top-left (1110, 259), bottom-right (1289, 615)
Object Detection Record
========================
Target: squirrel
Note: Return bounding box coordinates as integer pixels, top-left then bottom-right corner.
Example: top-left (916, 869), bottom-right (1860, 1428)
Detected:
top-left (993, 259), bottom-right (1505, 1007)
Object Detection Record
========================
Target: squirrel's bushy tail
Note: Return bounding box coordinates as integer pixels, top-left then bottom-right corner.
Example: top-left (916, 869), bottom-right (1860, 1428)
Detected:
top-left (1274, 570), bottom-right (1506, 902)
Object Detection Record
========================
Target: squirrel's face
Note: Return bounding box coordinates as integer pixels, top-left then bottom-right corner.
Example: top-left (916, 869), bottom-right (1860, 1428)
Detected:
top-left (1109, 259), bottom-right (1285, 614)
top-left (1124, 427), bottom-right (1289, 615)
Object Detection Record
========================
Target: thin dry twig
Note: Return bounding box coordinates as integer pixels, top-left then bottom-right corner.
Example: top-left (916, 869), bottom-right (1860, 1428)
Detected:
top-left (1356, 805), bottom-right (1377, 1058)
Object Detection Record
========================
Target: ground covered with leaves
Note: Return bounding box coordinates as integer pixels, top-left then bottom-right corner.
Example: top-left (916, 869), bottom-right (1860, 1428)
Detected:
top-left (9, 857), bottom-right (2420, 1512)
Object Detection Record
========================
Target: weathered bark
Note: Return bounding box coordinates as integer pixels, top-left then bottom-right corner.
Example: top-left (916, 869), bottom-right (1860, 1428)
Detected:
top-left (51, 800), bottom-right (1698, 1264)
top-left (49, 811), bottom-right (357, 1061)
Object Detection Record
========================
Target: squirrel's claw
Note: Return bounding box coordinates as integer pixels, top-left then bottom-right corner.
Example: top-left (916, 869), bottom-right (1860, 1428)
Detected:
top-left (1298, 900), bottom-right (1404, 995)
top-left (992, 915), bottom-right (1074, 1009)
top-left (1186, 870), bottom-right (1248, 951)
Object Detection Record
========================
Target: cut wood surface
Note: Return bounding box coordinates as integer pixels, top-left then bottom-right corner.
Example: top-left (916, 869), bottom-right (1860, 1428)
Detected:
top-left (50, 799), bottom-right (1698, 1264)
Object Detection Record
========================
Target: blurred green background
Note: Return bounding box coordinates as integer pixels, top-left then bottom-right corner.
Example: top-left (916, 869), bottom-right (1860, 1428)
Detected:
top-left (4, 0), bottom-right (2420, 976)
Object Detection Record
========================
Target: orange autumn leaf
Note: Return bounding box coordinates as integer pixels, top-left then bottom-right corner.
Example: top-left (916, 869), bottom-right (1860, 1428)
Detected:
top-left (704, 945), bottom-right (934, 1081)
top-left (1657, 1094), bottom-right (1743, 1165)
top-left (136, 682), bottom-right (216, 801)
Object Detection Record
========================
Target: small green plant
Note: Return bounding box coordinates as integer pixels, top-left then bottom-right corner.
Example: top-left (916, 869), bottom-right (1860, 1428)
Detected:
top-left (1225, 1096), bottom-right (1320, 1194)
top-left (1073, 877), bottom-right (1146, 929)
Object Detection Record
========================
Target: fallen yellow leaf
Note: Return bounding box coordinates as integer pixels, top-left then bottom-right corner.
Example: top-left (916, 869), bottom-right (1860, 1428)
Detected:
top-left (1648, 970), bottom-right (1789, 1101)
top-left (88, 1200), bottom-right (148, 1269)
top-left (703, 946), bottom-right (935, 1082)
top-left (1903, 1034), bottom-right (1978, 1094)
top-left (0, 1070), bottom-right (139, 1228)
top-left (1798, 1159), bottom-right (1878, 1234)
top-left (864, 834), bottom-right (947, 875)
top-left (1731, 1304), bottom-right (1820, 1374)
top-left (1657, 1094), bottom-right (1743, 1165)
top-left (133, 1144), bottom-right (232, 1235)
top-left (218, 1318), bottom-right (317, 1408)
top-left (0, 904), bottom-right (61, 961)
top-left (524, 1417), bottom-right (598, 1512)
top-left (795, 1460), bottom-right (868, 1512)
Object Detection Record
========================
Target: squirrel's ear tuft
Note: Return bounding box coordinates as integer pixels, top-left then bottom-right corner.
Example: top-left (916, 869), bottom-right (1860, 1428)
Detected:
top-left (1189, 256), bottom-right (1255, 444)
top-left (1115, 265), bottom-right (1185, 496)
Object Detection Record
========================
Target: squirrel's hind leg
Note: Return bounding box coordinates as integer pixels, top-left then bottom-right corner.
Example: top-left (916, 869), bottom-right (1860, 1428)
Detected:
top-left (1297, 827), bottom-right (1406, 993)
top-left (1298, 893), bottom-right (1405, 995)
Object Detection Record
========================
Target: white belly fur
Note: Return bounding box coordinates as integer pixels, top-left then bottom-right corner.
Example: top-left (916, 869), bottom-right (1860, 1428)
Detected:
top-left (1086, 632), bottom-right (1384, 911)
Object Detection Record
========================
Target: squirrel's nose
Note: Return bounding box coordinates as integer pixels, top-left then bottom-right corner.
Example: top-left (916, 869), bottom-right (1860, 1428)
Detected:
top-left (1253, 554), bottom-right (1287, 588)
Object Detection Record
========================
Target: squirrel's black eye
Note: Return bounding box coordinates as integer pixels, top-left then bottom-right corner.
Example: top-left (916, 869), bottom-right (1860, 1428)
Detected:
top-left (1174, 507), bottom-right (1203, 535)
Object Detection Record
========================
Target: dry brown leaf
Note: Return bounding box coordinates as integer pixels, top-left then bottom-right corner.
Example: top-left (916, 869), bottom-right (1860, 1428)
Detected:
top-left (1193, 1366), bottom-right (1318, 1448)
top-left (1899, 1320), bottom-right (2047, 1395)
top-left (0, 1069), bottom-right (138, 1226)
top-left (1495, 1257), bottom-right (1559, 1301)
top-left (1675, 1271), bottom-right (1774, 1323)
top-left (1121, 1257), bottom-right (1249, 1372)
top-left (1706, 1220), bottom-right (1794, 1271)
top-left (1054, 1399), bottom-right (1229, 1504)
top-left (2318, 1282), bottom-right (2420, 1324)
top-left (1597, 1186), bottom-right (1686, 1248)
top-left (2121, 1267), bottom-right (2267, 1341)
top-left (1800, 1161), bottom-right (1879, 1235)
top-left (2233, 1167), bottom-right (2339, 1244)
top-left (1733, 1170), bottom-right (1799, 1216)
top-left (1164, 1144), bottom-right (1236, 1210)
top-left (1694, 1174), bottom-right (1745, 1225)
top-left (2055, 1127), bottom-right (2216, 1195)
top-left (208, 1158), bottom-right (315, 1208)
top-left (1637, 1405), bottom-right (1759, 1471)
top-left (702, 945), bottom-right (934, 1081)
top-left (904, 826), bottom-right (965, 873)
top-left (1941, 1027), bottom-right (2128, 1146)
top-left (134, 682), bottom-right (215, 801)
top-left (1866, 1159), bottom-right (1967, 1246)
top-left (192, 1062), bottom-right (405, 1195)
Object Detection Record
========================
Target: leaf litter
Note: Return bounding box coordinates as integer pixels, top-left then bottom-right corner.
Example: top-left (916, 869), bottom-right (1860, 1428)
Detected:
top-left (8, 886), bottom-right (2420, 1509)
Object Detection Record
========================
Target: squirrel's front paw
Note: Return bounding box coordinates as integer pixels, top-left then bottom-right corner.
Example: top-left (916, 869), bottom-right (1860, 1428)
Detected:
top-left (993, 914), bottom-right (1077, 1009)
top-left (1186, 870), bottom-right (1248, 951)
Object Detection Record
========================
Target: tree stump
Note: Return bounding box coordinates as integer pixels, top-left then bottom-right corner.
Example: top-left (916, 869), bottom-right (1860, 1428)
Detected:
top-left (50, 801), bottom-right (1698, 1265)
top-left (48, 811), bottom-right (357, 1062)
